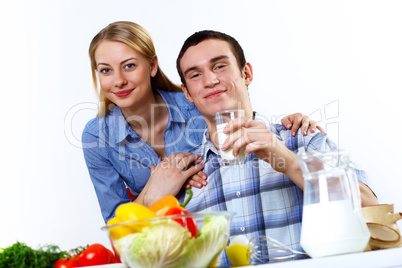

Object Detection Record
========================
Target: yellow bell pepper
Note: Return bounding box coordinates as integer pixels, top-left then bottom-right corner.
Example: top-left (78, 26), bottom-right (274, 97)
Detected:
top-left (106, 217), bottom-right (133, 240)
top-left (114, 202), bottom-right (156, 233)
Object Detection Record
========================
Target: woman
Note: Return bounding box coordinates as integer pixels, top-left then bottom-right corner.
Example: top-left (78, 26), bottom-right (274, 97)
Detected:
top-left (82, 21), bottom-right (320, 223)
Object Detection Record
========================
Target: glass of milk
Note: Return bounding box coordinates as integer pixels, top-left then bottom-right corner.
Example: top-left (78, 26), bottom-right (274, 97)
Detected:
top-left (297, 150), bottom-right (370, 258)
top-left (215, 109), bottom-right (245, 165)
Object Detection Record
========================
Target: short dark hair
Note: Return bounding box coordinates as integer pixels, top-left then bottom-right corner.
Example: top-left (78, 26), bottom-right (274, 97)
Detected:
top-left (176, 30), bottom-right (246, 86)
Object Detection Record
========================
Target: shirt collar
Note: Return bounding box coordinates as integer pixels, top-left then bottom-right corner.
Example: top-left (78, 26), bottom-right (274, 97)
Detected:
top-left (107, 106), bottom-right (139, 144)
top-left (198, 128), bottom-right (221, 160)
top-left (111, 89), bottom-right (188, 144)
top-left (158, 89), bottom-right (186, 123)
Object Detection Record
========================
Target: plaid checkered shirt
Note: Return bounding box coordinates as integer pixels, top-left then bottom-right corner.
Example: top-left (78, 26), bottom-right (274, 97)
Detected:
top-left (178, 113), bottom-right (368, 266)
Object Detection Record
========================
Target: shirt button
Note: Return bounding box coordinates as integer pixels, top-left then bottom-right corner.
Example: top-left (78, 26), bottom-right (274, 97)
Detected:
top-left (241, 226), bottom-right (245, 232)
top-left (236, 191), bottom-right (241, 197)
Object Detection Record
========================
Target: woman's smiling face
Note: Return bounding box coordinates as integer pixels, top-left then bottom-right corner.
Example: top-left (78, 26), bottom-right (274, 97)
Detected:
top-left (94, 40), bottom-right (157, 110)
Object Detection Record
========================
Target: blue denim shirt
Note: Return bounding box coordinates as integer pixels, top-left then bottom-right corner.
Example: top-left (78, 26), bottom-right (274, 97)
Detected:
top-left (82, 90), bottom-right (206, 222)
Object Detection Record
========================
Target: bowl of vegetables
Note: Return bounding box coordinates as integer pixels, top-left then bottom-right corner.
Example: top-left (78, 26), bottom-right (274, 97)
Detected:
top-left (102, 192), bottom-right (233, 268)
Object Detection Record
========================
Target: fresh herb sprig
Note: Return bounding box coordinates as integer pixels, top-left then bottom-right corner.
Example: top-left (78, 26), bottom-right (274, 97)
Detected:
top-left (0, 241), bottom-right (68, 268)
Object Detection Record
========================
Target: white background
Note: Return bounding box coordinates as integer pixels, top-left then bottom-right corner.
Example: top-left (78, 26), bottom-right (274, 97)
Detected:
top-left (1, 0), bottom-right (401, 251)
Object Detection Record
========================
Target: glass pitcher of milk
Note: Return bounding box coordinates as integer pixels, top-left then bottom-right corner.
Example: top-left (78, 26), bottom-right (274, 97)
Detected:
top-left (297, 150), bottom-right (370, 258)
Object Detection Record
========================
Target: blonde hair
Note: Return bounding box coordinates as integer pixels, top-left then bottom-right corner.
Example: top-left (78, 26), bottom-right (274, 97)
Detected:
top-left (89, 21), bottom-right (181, 117)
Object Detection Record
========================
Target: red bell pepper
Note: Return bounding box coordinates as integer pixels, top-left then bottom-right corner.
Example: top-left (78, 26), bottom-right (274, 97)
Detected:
top-left (165, 207), bottom-right (198, 238)
top-left (150, 189), bottom-right (198, 238)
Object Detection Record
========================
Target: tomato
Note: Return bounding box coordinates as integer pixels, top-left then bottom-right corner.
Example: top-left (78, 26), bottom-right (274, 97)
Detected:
top-left (77, 244), bottom-right (118, 266)
top-left (54, 257), bottom-right (79, 268)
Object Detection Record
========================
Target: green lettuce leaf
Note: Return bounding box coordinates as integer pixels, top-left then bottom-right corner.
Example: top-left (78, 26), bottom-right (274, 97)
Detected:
top-left (116, 220), bottom-right (191, 268)
top-left (177, 215), bottom-right (229, 267)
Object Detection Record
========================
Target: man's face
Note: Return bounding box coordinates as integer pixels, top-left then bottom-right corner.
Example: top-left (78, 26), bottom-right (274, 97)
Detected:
top-left (179, 39), bottom-right (253, 120)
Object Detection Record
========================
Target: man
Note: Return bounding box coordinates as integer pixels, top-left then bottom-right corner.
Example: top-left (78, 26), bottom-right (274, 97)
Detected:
top-left (175, 30), bottom-right (378, 265)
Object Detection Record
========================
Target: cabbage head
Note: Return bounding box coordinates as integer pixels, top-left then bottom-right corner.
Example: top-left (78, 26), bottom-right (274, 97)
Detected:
top-left (116, 220), bottom-right (191, 268)
top-left (115, 216), bottom-right (229, 268)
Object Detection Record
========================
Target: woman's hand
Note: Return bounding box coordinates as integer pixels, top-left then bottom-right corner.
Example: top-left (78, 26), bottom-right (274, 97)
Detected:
top-left (138, 152), bottom-right (205, 207)
top-left (281, 113), bottom-right (325, 137)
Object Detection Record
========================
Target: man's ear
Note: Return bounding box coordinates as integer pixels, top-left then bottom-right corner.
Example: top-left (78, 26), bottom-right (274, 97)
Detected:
top-left (243, 62), bottom-right (253, 86)
top-left (150, 56), bottom-right (158, 77)
top-left (181, 84), bottom-right (194, 103)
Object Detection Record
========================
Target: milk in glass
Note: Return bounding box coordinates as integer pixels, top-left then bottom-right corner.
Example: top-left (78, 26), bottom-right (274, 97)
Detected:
top-left (216, 123), bottom-right (245, 163)
top-left (215, 110), bottom-right (245, 165)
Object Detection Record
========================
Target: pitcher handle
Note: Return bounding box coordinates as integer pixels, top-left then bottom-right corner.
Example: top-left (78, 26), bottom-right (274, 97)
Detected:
top-left (346, 162), bottom-right (362, 212)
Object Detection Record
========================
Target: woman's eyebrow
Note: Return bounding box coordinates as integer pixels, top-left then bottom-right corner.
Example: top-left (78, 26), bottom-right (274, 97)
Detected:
top-left (120, 57), bottom-right (137, 65)
top-left (97, 57), bottom-right (137, 67)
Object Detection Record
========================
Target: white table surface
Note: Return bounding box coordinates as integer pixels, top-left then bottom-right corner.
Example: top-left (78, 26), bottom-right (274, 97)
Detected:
top-left (255, 247), bottom-right (402, 268)
top-left (110, 247), bottom-right (402, 268)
